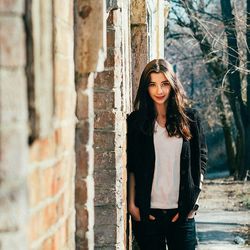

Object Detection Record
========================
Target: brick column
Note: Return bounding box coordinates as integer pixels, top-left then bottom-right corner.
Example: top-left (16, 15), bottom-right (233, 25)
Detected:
top-left (94, 7), bottom-right (130, 249)
top-left (0, 1), bottom-right (29, 249)
top-left (74, 1), bottom-right (106, 249)
top-left (27, 0), bottom-right (76, 249)
top-left (131, 0), bottom-right (148, 100)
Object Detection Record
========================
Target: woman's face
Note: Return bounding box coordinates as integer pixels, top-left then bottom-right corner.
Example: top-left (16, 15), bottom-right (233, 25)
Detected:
top-left (148, 72), bottom-right (171, 106)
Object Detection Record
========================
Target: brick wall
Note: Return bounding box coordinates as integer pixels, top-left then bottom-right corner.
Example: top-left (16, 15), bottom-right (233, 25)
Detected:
top-left (93, 6), bottom-right (131, 249)
top-left (0, 1), bottom-right (28, 249)
top-left (0, 0), bottom-right (76, 249)
top-left (27, 0), bottom-right (76, 249)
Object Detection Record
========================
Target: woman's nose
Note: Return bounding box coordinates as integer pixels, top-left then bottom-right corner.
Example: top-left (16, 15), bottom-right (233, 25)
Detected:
top-left (157, 85), bottom-right (163, 94)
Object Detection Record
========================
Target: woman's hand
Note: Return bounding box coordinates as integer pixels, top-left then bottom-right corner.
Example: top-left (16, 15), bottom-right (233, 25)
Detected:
top-left (129, 203), bottom-right (141, 221)
top-left (171, 212), bottom-right (179, 222)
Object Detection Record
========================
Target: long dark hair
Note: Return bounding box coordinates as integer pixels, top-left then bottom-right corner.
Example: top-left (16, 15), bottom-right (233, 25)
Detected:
top-left (134, 58), bottom-right (192, 140)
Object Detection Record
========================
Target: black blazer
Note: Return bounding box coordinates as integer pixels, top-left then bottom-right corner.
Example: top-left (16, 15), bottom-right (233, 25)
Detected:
top-left (126, 108), bottom-right (208, 221)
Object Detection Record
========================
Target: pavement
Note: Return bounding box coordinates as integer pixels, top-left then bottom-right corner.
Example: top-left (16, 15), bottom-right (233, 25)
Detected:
top-left (196, 208), bottom-right (250, 249)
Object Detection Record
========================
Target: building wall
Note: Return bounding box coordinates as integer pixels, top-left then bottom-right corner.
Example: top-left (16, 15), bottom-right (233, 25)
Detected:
top-left (0, 0), bottom-right (76, 249)
top-left (0, 0), bottom-right (168, 249)
top-left (0, 1), bottom-right (28, 249)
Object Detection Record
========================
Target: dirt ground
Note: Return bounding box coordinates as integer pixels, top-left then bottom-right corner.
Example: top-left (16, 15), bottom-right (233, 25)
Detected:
top-left (196, 177), bottom-right (250, 249)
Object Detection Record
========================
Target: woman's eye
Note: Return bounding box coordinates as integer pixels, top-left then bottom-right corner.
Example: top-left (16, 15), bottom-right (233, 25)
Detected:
top-left (162, 82), bottom-right (169, 86)
top-left (149, 83), bottom-right (155, 87)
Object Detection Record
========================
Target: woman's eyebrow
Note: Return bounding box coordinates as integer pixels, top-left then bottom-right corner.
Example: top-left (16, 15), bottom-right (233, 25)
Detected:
top-left (149, 80), bottom-right (169, 83)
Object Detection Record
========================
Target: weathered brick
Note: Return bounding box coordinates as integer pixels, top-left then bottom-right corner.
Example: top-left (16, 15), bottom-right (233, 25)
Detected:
top-left (0, 0), bottom-right (25, 14)
top-left (55, 123), bottom-right (75, 152)
top-left (75, 121), bottom-right (89, 147)
top-left (93, 131), bottom-right (115, 151)
top-left (0, 17), bottom-right (26, 67)
top-left (54, 0), bottom-right (73, 25)
top-left (64, 182), bottom-right (74, 215)
top-left (76, 91), bottom-right (89, 120)
top-left (28, 209), bottom-right (42, 242)
top-left (75, 144), bottom-right (88, 178)
top-left (94, 185), bottom-right (116, 206)
top-left (41, 158), bottom-right (69, 200)
top-left (55, 89), bottom-right (76, 120)
top-left (75, 178), bottom-right (87, 205)
top-left (76, 206), bottom-right (88, 231)
top-left (94, 169), bottom-right (116, 189)
top-left (0, 126), bottom-right (27, 183)
top-left (0, 68), bottom-right (27, 123)
top-left (94, 91), bottom-right (115, 110)
top-left (54, 54), bottom-right (74, 86)
top-left (94, 151), bottom-right (115, 170)
top-left (94, 224), bottom-right (116, 246)
top-left (75, 72), bottom-right (89, 91)
top-left (0, 187), bottom-right (27, 232)
top-left (104, 48), bottom-right (115, 68)
top-left (75, 234), bottom-right (88, 250)
top-left (95, 206), bottom-right (116, 225)
top-left (107, 9), bottom-right (120, 27)
top-left (94, 110), bottom-right (115, 130)
top-left (94, 70), bottom-right (114, 90)
top-left (42, 195), bottom-right (64, 233)
top-left (54, 19), bottom-right (73, 57)
top-left (29, 133), bottom-right (56, 162)
top-left (107, 29), bottom-right (115, 48)
top-left (27, 168), bottom-right (41, 207)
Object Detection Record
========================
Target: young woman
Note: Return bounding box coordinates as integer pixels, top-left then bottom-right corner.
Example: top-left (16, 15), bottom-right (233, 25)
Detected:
top-left (126, 59), bottom-right (208, 250)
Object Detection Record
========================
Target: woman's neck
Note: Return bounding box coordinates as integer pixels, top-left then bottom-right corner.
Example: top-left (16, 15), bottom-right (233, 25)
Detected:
top-left (155, 103), bottom-right (167, 118)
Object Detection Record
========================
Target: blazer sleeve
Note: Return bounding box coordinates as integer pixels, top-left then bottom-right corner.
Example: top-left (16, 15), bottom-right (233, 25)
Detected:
top-left (126, 113), bottom-right (136, 173)
top-left (195, 110), bottom-right (208, 176)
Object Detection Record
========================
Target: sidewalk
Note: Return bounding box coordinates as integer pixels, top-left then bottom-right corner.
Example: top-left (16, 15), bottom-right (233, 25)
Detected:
top-left (195, 178), bottom-right (250, 250)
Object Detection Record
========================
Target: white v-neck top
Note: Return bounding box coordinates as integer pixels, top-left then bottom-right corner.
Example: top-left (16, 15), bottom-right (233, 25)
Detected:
top-left (150, 120), bottom-right (183, 209)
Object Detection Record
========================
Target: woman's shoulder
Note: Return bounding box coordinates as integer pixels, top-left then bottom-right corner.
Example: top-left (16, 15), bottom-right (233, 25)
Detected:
top-left (126, 110), bottom-right (141, 132)
top-left (126, 110), bottom-right (140, 121)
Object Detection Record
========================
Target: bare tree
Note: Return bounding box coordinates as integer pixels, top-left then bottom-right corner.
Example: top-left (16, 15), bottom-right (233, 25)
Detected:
top-left (166, 0), bottom-right (249, 179)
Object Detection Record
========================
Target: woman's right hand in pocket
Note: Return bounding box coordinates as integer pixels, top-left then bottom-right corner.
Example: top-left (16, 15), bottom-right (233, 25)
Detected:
top-left (128, 204), bottom-right (141, 221)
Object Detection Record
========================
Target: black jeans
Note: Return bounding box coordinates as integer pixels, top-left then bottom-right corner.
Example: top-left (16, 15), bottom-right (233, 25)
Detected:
top-left (132, 209), bottom-right (197, 250)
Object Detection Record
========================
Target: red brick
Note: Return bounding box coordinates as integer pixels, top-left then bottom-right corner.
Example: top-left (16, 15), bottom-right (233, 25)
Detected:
top-left (28, 210), bottom-right (42, 242)
top-left (75, 121), bottom-right (89, 146)
top-left (28, 168), bottom-right (41, 207)
top-left (94, 91), bottom-right (115, 110)
top-left (104, 48), bottom-right (115, 68)
top-left (75, 178), bottom-right (87, 205)
top-left (76, 207), bottom-right (88, 230)
top-left (107, 29), bottom-right (115, 48)
top-left (94, 70), bottom-right (114, 90)
top-left (94, 151), bottom-right (115, 170)
top-left (94, 131), bottom-right (115, 151)
top-left (94, 110), bottom-right (115, 130)
top-left (76, 91), bottom-right (89, 120)
top-left (107, 9), bottom-right (120, 27)
top-left (75, 72), bottom-right (89, 91)
top-left (76, 144), bottom-right (89, 178)
top-left (55, 123), bottom-right (75, 152)
top-left (29, 134), bottom-right (56, 162)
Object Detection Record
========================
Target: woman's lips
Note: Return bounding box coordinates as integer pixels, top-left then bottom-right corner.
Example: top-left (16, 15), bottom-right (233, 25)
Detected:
top-left (155, 96), bottom-right (165, 99)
